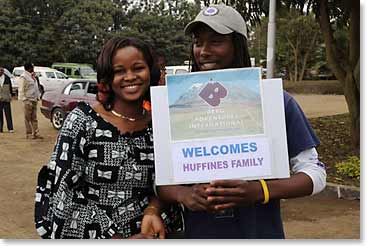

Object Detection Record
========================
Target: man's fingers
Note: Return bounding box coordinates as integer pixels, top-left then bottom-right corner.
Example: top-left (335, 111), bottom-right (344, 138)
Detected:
top-left (207, 195), bottom-right (243, 204)
top-left (210, 179), bottom-right (244, 188)
top-left (214, 202), bottom-right (236, 210)
top-left (205, 187), bottom-right (240, 196)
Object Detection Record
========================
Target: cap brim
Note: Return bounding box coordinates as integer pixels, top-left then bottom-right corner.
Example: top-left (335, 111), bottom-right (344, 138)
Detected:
top-left (184, 20), bottom-right (233, 35)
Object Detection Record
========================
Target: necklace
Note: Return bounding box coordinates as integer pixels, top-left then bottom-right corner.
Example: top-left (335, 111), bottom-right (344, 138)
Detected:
top-left (111, 109), bottom-right (146, 122)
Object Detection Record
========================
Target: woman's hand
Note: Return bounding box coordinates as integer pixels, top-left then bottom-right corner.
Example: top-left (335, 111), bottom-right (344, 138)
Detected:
top-left (140, 207), bottom-right (165, 239)
top-left (180, 184), bottom-right (215, 212)
top-left (205, 180), bottom-right (263, 211)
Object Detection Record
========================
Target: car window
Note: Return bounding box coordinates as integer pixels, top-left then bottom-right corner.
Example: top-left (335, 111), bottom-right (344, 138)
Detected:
top-left (75, 69), bottom-right (80, 76)
top-left (63, 83), bottom-right (73, 95)
top-left (166, 69), bottom-right (174, 75)
top-left (80, 67), bottom-right (95, 76)
top-left (69, 82), bottom-right (86, 96)
top-left (87, 82), bottom-right (98, 96)
top-left (55, 67), bottom-right (65, 74)
top-left (69, 89), bottom-right (85, 96)
top-left (56, 72), bottom-right (68, 79)
top-left (65, 68), bottom-right (72, 76)
top-left (35, 72), bottom-right (42, 77)
top-left (46, 72), bottom-right (56, 78)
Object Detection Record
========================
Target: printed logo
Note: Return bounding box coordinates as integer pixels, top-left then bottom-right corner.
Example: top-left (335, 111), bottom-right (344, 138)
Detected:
top-left (199, 82), bottom-right (227, 106)
top-left (203, 7), bottom-right (219, 16)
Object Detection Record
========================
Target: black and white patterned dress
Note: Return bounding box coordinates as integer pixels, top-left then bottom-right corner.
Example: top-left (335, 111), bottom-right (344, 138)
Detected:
top-left (34, 102), bottom-right (182, 239)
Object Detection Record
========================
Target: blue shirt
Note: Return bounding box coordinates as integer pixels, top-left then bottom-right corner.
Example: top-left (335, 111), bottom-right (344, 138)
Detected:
top-left (183, 91), bottom-right (320, 239)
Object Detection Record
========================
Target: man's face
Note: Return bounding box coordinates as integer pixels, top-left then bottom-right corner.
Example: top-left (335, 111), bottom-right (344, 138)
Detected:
top-left (193, 25), bottom-right (235, 71)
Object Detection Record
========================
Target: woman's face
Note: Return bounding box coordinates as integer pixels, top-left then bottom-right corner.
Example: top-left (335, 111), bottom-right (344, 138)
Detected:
top-left (193, 25), bottom-right (235, 71)
top-left (111, 46), bottom-right (150, 103)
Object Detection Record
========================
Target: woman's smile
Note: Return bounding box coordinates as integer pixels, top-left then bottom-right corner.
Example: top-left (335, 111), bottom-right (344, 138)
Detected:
top-left (111, 46), bottom-right (151, 102)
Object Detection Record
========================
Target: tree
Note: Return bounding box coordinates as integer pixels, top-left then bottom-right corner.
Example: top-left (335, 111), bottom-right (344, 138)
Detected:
top-left (114, 0), bottom-right (200, 65)
top-left (249, 11), bottom-right (323, 81)
top-left (315, 0), bottom-right (359, 150)
top-left (54, 0), bottom-right (118, 64)
top-left (277, 10), bottom-right (322, 82)
top-left (202, 0), bottom-right (360, 150)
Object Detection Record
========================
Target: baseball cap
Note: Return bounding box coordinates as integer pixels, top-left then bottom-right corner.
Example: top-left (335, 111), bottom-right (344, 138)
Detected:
top-left (184, 4), bottom-right (247, 39)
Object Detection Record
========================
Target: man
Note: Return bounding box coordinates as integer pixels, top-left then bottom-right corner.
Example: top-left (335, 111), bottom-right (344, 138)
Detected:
top-left (157, 4), bottom-right (326, 239)
top-left (0, 67), bottom-right (14, 133)
top-left (18, 63), bottom-right (43, 139)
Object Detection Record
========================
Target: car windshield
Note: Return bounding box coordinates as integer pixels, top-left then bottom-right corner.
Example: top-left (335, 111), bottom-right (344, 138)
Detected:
top-left (80, 67), bottom-right (96, 76)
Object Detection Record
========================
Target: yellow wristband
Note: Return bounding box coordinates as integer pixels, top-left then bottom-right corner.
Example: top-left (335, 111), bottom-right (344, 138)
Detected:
top-left (259, 179), bottom-right (270, 204)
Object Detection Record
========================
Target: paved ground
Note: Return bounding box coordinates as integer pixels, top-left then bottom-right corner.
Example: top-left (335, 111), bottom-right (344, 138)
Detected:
top-left (0, 95), bottom-right (360, 239)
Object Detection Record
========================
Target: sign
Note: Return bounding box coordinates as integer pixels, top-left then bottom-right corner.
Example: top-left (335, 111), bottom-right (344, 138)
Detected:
top-left (151, 68), bottom-right (290, 185)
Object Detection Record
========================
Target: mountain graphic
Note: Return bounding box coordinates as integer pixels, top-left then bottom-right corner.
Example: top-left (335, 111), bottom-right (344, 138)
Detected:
top-left (170, 82), bottom-right (261, 108)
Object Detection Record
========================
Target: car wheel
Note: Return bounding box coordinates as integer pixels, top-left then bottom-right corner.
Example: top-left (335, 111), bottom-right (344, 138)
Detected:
top-left (51, 108), bottom-right (65, 130)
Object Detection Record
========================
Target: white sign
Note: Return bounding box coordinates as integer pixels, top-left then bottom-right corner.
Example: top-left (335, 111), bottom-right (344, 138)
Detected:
top-left (151, 68), bottom-right (290, 185)
top-left (171, 136), bottom-right (271, 183)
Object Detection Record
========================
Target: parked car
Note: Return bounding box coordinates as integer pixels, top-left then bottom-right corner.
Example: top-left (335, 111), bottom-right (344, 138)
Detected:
top-left (52, 63), bottom-right (97, 79)
top-left (40, 79), bottom-right (97, 129)
top-left (12, 66), bottom-right (70, 94)
top-left (3, 68), bottom-right (18, 95)
top-left (165, 65), bottom-right (190, 75)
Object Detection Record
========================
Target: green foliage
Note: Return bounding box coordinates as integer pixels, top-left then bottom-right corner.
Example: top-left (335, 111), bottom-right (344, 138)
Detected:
top-left (335, 156), bottom-right (360, 180)
top-left (0, 0), bottom-right (200, 69)
top-left (54, 0), bottom-right (117, 64)
top-left (249, 8), bottom-right (324, 82)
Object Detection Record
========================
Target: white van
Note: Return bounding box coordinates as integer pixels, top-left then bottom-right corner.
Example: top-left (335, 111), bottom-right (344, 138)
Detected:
top-left (12, 66), bottom-right (70, 93)
top-left (165, 65), bottom-right (190, 75)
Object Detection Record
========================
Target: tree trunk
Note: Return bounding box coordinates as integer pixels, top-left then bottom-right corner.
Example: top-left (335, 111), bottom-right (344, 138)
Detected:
top-left (316, 0), bottom-right (360, 151)
top-left (344, 71), bottom-right (360, 151)
top-left (299, 31), bottom-right (318, 82)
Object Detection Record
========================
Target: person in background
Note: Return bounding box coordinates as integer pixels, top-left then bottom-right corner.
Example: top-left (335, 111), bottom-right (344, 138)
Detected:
top-left (157, 4), bottom-right (326, 239)
top-left (0, 66), bottom-right (14, 133)
top-left (18, 62), bottom-right (43, 139)
top-left (34, 37), bottom-right (182, 239)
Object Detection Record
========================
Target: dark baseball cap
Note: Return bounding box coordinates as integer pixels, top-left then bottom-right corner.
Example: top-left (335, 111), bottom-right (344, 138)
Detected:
top-left (185, 4), bottom-right (247, 39)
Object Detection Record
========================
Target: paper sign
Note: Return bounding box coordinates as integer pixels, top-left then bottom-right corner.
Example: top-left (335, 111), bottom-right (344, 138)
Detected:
top-left (151, 68), bottom-right (290, 185)
top-left (171, 136), bottom-right (271, 183)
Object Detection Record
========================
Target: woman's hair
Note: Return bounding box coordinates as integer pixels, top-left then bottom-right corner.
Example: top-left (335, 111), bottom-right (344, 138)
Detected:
top-left (96, 37), bottom-right (160, 110)
top-left (190, 32), bottom-right (251, 72)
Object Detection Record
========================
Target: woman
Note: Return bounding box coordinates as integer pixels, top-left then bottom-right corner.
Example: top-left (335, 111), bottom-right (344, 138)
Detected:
top-left (35, 37), bottom-right (181, 239)
top-left (157, 5), bottom-right (326, 239)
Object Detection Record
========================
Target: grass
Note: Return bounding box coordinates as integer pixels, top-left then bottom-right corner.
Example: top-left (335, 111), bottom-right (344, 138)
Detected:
top-left (309, 113), bottom-right (360, 187)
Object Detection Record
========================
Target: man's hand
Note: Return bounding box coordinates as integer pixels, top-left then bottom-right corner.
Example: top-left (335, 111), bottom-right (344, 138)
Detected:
top-left (180, 184), bottom-right (216, 212)
top-left (205, 180), bottom-right (263, 211)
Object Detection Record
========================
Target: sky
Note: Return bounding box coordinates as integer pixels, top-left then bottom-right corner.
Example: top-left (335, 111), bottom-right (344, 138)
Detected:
top-left (167, 67), bottom-right (261, 105)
